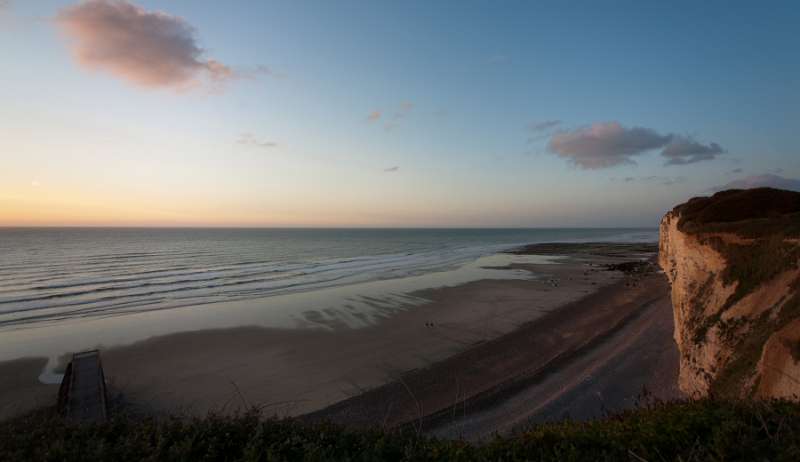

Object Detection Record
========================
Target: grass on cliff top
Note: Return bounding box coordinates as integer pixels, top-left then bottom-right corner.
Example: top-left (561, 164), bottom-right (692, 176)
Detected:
top-left (675, 187), bottom-right (800, 238)
top-left (3, 399), bottom-right (800, 461)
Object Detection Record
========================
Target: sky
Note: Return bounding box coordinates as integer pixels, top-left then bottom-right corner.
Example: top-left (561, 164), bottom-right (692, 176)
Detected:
top-left (1, 0), bottom-right (798, 227)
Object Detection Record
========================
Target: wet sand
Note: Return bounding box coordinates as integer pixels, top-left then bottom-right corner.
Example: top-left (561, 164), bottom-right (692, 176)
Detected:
top-left (0, 243), bottom-right (675, 428)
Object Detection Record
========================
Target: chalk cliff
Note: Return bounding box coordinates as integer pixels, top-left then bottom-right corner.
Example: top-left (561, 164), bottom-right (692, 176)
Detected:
top-left (659, 188), bottom-right (800, 398)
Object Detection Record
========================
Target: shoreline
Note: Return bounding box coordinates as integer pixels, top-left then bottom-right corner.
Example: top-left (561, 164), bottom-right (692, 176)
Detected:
top-left (0, 242), bottom-right (676, 426)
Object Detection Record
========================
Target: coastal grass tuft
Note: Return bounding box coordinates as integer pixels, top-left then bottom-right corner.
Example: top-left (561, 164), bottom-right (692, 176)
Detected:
top-left (3, 399), bottom-right (800, 461)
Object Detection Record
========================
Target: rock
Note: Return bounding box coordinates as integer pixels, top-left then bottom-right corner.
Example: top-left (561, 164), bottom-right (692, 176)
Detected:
top-left (659, 188), bottom-right (800, 399)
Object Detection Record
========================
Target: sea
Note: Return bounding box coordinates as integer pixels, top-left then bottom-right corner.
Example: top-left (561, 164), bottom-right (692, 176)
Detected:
top-left (0, 227), bottom-right (656, 372)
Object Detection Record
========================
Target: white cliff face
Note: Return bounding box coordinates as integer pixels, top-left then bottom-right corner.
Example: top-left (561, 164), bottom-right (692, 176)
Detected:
top-left (659, 204), bottom-right (800, 399)
top-left (659, 211), bottom-right (733, 396)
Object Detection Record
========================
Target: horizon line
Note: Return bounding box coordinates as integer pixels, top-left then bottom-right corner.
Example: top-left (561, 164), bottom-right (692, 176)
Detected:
top-left (0, 225), bottom-right (659, 230)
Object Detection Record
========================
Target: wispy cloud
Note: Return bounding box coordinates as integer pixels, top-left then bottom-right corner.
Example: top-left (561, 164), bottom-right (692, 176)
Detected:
top-left (237, 133), bottom-right (277, 148)
top-left (368, 102), bottom-right (414, 130)
top-left (711, 174), bottom-right (800, 192)
top-left (530, 120), bottom-right (562, 132)
top-left (383, 166), bottom-right (399, 172)
top-left (611, 175), bottom-right (686, 186)
top-left (527, 120), bottom-right (562, 146)
top-left (546, 121), bottom-right (723, 169)
top-left (236, 65), bottom-right (282, 80)
top-left (389, 101), bottom-right (414, 125)
top-left (55, 0), bottom-right (256, 90)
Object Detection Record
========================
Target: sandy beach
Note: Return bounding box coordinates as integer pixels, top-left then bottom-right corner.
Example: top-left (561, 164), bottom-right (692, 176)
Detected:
top-left (0, 242), bottom-right (678, 430)
top-left (0, 358), bottom-right (57, 420)
top-left (307, 243), bottom-right (680, 439)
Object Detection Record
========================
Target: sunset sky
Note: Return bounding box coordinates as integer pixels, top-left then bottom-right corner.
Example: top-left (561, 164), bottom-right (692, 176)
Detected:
top-left (2, 0), bottom-right (798, 227)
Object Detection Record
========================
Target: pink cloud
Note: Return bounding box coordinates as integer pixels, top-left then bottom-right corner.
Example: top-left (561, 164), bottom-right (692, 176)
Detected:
top-left (547, 121), bottom-right (724, 169)
top-left (56, 0), bottom-right (233, 89)
top-left (548, 122), bottom-right (671, 169)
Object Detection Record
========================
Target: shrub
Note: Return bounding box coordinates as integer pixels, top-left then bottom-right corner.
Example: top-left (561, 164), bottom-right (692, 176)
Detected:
top-left (2, 399), bottom-right (800, 461)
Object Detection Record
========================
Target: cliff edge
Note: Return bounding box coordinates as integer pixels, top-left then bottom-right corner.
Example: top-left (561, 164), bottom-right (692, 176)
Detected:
top-left (659, 188), bottom-right (800, 399)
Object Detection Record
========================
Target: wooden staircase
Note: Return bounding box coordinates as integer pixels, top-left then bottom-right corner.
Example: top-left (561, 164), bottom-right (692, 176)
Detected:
top-left (57, 350), bottom-right (108, 423)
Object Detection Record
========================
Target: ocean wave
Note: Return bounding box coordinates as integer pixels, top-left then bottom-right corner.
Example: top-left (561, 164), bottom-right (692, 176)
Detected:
top-left (0, 228), bottom-right (657, 329)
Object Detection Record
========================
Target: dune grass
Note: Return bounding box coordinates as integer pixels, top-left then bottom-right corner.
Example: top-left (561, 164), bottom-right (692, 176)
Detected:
top-left (2, 399), bottom-right (800, 461)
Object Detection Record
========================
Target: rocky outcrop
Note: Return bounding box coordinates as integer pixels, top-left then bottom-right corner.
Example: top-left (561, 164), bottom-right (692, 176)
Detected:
top-left (659, 188), bottom-right (800, 399)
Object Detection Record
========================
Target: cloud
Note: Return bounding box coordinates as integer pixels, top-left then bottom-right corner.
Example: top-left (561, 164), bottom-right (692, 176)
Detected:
top-left (644, 175), bottom-right (686, 186)
top-left (369, 102), bottom-right (414, 130)
top-left (237, 133), bottom-right (277, 148)
top-left (384, 166), bottom-right (399, 172)
top-left (548, 122), bottom-right (671, 169)
top-left (711, 174), bottom-right (800, 192)
top-left (661, 137), bottom-right (725, 165)
top-left (611, 175), bottom-right (686, 186)
top-left (56, 0), bottom-right (234, 89)
top-left (391, 102), bottom-right (414, 122)
top-left (546, 121), bottom-right (723, 169)
top-left (527, 120), bottom-right (562, 145)
top-left (237, 65), bottom-right (283, 80)
top-left (530, 120), bottom-right (561, 132)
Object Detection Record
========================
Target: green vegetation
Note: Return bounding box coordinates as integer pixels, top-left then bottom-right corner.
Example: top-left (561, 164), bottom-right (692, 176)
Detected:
top-left (675, 188), bottom-right (800, 238)
top-left (3, 400), bottom-right (800, 461)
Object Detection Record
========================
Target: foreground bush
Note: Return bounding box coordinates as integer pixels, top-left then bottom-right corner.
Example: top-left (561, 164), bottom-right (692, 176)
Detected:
top-left (2, 399), bottom-right (799, 461)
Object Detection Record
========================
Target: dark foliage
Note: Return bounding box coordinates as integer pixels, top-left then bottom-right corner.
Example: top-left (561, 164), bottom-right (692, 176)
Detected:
top-left (675, 188), bottom-right (800, 237)
top-left (2, 400), bottom-right (800, 461)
